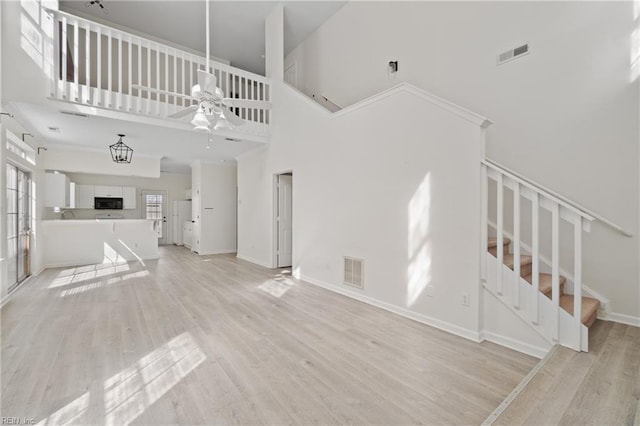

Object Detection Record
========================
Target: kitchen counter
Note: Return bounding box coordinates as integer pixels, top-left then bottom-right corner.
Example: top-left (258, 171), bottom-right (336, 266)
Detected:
top-left (42, 219), bottom-right (159, 267)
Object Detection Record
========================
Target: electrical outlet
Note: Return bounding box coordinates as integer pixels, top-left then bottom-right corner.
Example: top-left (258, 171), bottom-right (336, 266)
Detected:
top-left (426, 285), bottom-right (435, 297)
top-left (461, 293), bottom-right (470, 306)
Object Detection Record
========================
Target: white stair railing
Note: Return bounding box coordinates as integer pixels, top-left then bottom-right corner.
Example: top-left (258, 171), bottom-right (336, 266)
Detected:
top-left (481, 159), bottom-right (597, 351)
top-left (47, 9), bottom-right (271, 132)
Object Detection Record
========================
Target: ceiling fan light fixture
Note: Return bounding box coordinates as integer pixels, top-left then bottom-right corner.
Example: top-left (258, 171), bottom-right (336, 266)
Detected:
top-left (213, 115), bottom-right (232, 131)
top-left (191, 109), bottom-right (210, 132)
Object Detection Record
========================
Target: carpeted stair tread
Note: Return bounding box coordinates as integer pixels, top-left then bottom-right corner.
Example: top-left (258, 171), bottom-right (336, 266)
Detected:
top-left (502, 254), bottom-right (532, 269)
top-left (524, 273), bottom-right (566, 296)
top-left (559, 295), bottom-right (600, 327)
top-left (488, 237), bottom-right (511, 249)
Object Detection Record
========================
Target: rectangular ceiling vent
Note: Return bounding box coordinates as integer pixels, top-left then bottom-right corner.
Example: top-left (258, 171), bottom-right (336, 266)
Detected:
top-left (343, 256), bottom-right (364, 289)
top-left (60, 110), bottom-right (89, 118)
top-left (497, 43), bottom-right (530, 65)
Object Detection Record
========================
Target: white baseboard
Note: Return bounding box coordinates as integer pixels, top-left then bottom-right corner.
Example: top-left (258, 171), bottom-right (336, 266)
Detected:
top-left (1, 268), bottom-right (44, 309)
top-left (236, 253), bottom-right (273, 269)
top-left (300, 274), bottom-right (481, 343)
top-left (601, 312), bottom-right (640, 327)
top-left (196, 249), bottom-right (237, 256)
top-left (479, 331), bottom-right (551, 359)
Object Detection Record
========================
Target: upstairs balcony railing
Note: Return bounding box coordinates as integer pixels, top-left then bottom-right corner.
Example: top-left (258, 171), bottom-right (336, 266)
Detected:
top-left (47, 9), bottom-right (271, 137)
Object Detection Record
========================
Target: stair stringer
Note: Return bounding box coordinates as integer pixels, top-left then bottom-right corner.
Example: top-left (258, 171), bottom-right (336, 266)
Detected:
top-left (484, 252), bottom-right (589, 352)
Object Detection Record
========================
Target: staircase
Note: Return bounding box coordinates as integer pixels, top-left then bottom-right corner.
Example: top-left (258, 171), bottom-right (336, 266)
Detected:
top-left (488, 237), bottom-right (600, 328)
top-left (481, 160), bottom-right (603, 352)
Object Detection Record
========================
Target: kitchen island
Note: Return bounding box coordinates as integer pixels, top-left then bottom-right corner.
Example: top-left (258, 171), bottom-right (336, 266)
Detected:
top-left (41, 219), bottom-right (159, 268)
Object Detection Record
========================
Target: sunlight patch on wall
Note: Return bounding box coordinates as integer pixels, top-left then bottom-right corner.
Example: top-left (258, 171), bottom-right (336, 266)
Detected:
top-left (632, 0), bottom-right (640, 81)
top-left (407, 173), bottom-right (432, 307)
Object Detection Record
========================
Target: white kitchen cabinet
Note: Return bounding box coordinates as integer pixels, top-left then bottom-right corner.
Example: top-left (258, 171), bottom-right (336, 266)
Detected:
top-left (94, 185), bottom-right (123, 198)
top-left (122, 187), bottom-right (136, 209)
top-left (75, 184), bottom-right (95, 209)
top-left (45, 173), bottom-right (71, 208)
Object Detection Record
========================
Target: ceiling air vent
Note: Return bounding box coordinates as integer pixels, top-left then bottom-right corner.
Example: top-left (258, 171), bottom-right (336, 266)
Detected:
top-left (343, 256), bottom-right (364, 289)
top-left (497, 43), bottom-right (530, 65)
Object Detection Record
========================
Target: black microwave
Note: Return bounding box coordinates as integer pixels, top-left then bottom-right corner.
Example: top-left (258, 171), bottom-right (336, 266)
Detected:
top-left (95, 197), bottom-right (123, 210)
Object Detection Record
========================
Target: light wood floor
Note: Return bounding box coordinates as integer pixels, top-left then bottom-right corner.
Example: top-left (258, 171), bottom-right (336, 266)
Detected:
top-left (495, 320), bottom-right (640, 425)
top-left (2, 246), bottom-right (537, 425)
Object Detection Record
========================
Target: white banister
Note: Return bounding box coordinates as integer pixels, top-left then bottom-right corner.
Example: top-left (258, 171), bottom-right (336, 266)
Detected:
top-left (46, 8), bottom-right (270, 136)
top-left (483, 158), bottom-right (630, 237)
top-left (483, 159), bottom-right (594, 353)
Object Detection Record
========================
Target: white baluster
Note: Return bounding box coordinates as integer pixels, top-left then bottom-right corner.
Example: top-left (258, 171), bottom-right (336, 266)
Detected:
top-left (181, 55), bottom-right (185, 107)
top-left (84, 23), bottom-right (90, 104)
top-left (146, 41), bottom-right (151, 115)
top-left (513, 182), bottom-right (521, 309)
top-left (496, 173), bottom-right (504, 295)
top-left (551, 203), bottom-right (560, 341)
top-left (173, 49), bottom-right (177, 109)
top-left (137, 41), bottom-right (142, 112)
top-left (156, 44), bottom-right (160, 116)
top-left (531, 192), bottom-right (540, 324)
top-left (96, 26), bottom-right (101, 105)
top-left (128, 37), bottom-right (132, 112)
top-left (107, 29), bottom-right (112, 107)
top-left (164, 47), bottom-right (169, 116)
top-left (480, 164), bottom-right (488, 283)
top-left (73, 18), bottom-right (79, 101)
top-left (61, 17), bottom-right (68, 99)
top-left (574, 217), bottom-right (583, 350)
top-left (117, 35), bottom-right (122, 109)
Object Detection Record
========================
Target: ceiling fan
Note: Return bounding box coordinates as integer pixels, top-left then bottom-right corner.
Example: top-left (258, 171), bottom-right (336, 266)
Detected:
top-left (133, 0), bottom-right (270, 133)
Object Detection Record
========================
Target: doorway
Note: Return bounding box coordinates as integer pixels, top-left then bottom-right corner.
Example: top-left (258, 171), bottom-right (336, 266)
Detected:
top-left (6, 164), bottom-right (32, 292)
top-left (274, 172), bottom-right (293, 268)
top-left (141, 189), bottom-right (168, 245)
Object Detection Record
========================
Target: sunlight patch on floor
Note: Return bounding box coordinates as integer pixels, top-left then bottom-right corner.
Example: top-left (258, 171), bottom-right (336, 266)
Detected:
top-left (35, 391), bottom-right (90, 426)
top-left (104, 332), bottom-right (206, 426)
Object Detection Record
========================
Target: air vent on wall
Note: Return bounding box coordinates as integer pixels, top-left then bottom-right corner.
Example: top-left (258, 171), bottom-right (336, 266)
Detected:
top-left (497, 43), bottom-right (530, 65)
top-left (343, 256), bottom-right (364, 289)
top-left (60, 110), bottom-right (89, 118)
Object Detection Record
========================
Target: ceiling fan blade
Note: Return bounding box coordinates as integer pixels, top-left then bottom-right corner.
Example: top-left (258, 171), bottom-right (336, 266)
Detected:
top-left (221, 98), bottom-right (272, 109)
top-left (220, 106), bottom-right (245, 127)
top-left (196, 70), bottom-right (217, 95)
top-left (132, 85), bottom-right (196, 101)
top-left (167, 105), bottom-right (198, 119)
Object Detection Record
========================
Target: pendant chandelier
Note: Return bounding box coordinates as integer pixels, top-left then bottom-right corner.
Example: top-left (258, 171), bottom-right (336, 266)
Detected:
top-left (109, 134), bottom-right (133, 163)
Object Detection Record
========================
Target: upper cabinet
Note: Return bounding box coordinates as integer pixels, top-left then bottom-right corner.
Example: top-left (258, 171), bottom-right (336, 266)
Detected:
top-left (94, 185), bottom-right (123, 198)
top-left (75, 185), bottom-right (95, 209)
top-left (44, 173), bottom-right (71, 208)
top-left (122, 187), bottom-right (136, 209)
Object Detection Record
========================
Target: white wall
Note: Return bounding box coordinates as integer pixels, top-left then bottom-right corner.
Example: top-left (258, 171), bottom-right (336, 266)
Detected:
top-left (1, 0), bottom-right (57, 107)
top-left (40, 145), bottom-right (161, 178)
top-left (239, 8), bottom-right (491, 338)
top-left (42, 171), bottom-right (191, 243)
top-left (191, 161), bottom-right (237, 255)
top-left (284, 2), bottom-right (640, 320)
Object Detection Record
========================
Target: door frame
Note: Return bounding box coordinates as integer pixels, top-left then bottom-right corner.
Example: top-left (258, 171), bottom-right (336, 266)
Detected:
top-left (141, 189), bottom-right (169, 245)
top-left (272, 170), bottom-right (293, 269)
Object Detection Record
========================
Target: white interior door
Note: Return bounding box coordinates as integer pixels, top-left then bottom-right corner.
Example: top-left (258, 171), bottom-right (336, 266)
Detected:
top-left (141, 190), bottom-right (168, 245)
top-left (277, 174), bottom-right (293, 267)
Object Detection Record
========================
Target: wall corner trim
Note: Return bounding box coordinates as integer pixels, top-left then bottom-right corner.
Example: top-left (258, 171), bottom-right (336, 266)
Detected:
top-left (331, 82), bottom-right (493, 129)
